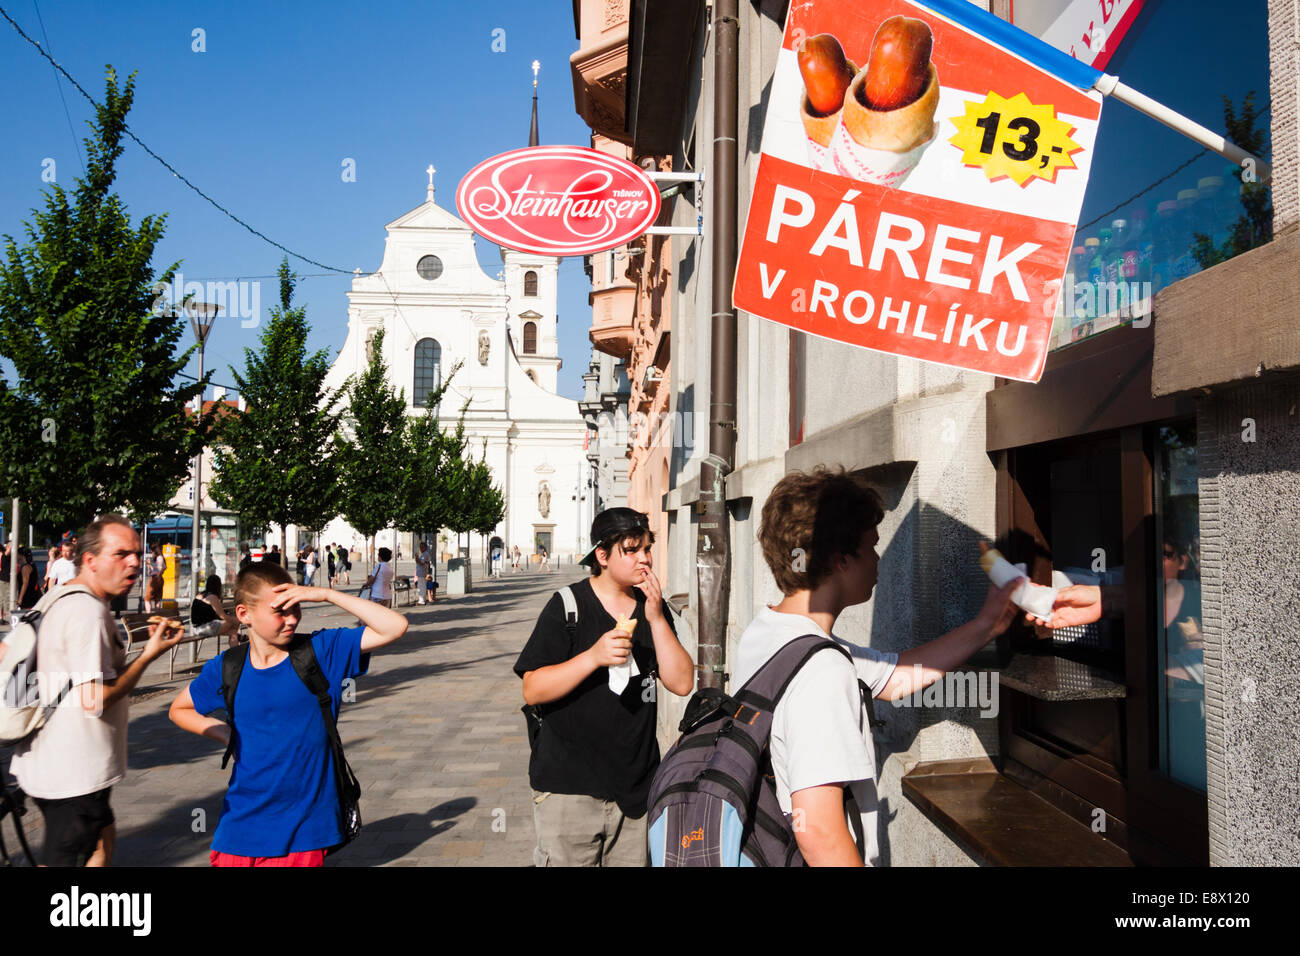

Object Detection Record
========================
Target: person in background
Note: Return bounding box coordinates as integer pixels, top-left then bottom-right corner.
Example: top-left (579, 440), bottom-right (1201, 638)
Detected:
top-left (0, 540), bottom-right (11, 620)
top-left (143, 542), bottom-right (166, 613)
top-left (17, 547), bottom-right (42, 609)
top-left (415, 541), bottom-right (432, 605)
top-left (512, 545), bottom-right (521, 573)
top-left (192, 573), bottom-right (241, 649)
top-left (338, 545), bottom-right (352, 587)
top-left (303, 546), bottom-right (318, 588)
top-left (366, 548), bottom-right (394, 609)
top-left (539, 546), bottom-right (550, 574)
top-left (326, 545), bottom-right (337, 589)
top-left (47, 536), bottom-right (77, 591)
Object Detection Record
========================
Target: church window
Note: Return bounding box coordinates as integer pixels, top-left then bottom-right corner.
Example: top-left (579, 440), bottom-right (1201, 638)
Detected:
top-left (523, 321), bottom-right (537, 354)
top-left (414, 338), bottom-right (442, 406)
top-left (416, 255), bottom-right (443, 280)
top-left (524, 270), bottom-right (538, 296)
top-left (527, 370), bottom-right (538, 384)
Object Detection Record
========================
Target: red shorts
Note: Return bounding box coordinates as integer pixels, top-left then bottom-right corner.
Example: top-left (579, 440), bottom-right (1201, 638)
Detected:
top-left (209, 849), bottom-right (326, 867)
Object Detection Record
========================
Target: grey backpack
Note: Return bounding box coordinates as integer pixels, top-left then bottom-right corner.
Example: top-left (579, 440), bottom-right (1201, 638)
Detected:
top-left (0, 584), bottom-right (99, 746)
top-left (647, 634), bottom-right (869, 866)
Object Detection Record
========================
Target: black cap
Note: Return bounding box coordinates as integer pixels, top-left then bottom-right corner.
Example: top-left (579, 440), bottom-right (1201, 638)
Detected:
top-left (579, 507), bottom-right (651, 566)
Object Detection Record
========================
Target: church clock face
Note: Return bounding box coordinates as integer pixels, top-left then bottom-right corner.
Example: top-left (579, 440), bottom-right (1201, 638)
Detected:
top-left (416, 255), bottom-right (443, 280)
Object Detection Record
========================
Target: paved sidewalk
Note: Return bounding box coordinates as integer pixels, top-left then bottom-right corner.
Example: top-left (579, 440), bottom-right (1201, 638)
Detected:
top-left (1, 567), bottom-right (583, 867)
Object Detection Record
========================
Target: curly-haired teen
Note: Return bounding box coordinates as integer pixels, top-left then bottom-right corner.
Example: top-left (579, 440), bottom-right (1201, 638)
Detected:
top-left (735, 466), bottom-right (1021, 866)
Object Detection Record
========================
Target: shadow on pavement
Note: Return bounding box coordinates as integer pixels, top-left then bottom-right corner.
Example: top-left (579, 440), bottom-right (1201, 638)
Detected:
top-left (327, 796), bottom-right (478, 867)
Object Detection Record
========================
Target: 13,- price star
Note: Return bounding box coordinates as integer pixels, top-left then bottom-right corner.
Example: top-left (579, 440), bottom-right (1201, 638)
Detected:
top-left (949, 91), bottom-right (1083, 186)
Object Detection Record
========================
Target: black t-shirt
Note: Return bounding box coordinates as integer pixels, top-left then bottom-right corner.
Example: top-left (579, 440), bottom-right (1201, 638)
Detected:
top-left (191, 597), bottom-right (220, 627)
top-left (513, 578), bottom-right (675, 816)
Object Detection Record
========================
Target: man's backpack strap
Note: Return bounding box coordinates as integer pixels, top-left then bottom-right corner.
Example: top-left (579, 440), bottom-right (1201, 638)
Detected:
top-left (557, 586), bottom-right (578, 637)
top-left (218, 643), bottom-right (250, 769)
top-left (522, 588), bottom-right (579, 749)
top-left (733, 635), bottom-right (867, 860)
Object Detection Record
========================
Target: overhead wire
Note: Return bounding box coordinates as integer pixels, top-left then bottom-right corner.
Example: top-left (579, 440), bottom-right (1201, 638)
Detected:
top-left (0, 3), bottom-right (353, 274)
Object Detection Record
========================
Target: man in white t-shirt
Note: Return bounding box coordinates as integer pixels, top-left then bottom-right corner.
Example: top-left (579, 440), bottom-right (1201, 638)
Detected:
top-left (46, 537), bottom-right (78, 589)
top-left (10, 515), bottom-right (184, 866)
top-left (735, 467), bottom-right (1020, 866)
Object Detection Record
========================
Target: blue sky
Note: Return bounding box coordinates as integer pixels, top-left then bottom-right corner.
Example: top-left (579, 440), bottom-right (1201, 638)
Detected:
top-left (0, 0), bottom-right (1271, 401)
top-left (0, 0), bottom-right (599, 398)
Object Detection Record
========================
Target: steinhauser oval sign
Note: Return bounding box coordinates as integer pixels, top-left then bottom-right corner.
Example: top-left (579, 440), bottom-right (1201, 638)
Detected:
top-left (456, 146), bottom-right (661, 257)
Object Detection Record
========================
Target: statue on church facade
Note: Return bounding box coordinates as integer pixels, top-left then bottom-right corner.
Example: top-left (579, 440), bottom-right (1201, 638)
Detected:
top-left (538, 481), bottom-right (551, 518)
top-left (478, 329), bottom-right (490, 365)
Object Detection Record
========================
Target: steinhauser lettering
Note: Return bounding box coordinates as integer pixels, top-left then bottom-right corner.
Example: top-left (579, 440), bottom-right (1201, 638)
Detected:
top-left (467, 172), bottom-right (650, 245)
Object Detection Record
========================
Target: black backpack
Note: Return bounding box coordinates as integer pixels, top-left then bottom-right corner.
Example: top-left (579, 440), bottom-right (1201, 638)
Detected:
top-left (218, 636), bottom-right (362, 850)
top-left (647, 635), bottom-right (871, 866)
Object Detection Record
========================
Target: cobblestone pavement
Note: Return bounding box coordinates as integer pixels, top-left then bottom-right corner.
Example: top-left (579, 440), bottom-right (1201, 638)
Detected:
top-left (1, 565), bottom-right (584, 867)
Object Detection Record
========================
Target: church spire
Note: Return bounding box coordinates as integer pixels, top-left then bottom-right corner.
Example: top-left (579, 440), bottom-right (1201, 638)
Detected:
top-left (529, 60), bottom-right (540, 147)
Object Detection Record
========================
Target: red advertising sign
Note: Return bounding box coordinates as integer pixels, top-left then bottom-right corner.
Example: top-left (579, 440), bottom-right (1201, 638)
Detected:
top-left (456, 146), bottom-right (662, 257)
top-left (1013, 0), bottom-right (1146, 71)
top-left (733, 0), bottom-right (1103, 382)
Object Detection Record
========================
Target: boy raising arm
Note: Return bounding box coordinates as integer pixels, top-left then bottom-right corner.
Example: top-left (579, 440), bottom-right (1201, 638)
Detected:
top-left (169, 563), bottom-right (408, 865)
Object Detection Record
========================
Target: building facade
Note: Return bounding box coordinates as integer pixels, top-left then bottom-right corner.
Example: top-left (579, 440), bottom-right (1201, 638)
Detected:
top-left (312, 175), bottom-right (588, 565)
top-left (572, 0), bottom-right (676, 575)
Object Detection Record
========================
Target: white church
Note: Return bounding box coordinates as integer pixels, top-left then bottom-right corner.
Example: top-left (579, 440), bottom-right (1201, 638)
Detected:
top-left (306, 166), bottom-right (589, 568)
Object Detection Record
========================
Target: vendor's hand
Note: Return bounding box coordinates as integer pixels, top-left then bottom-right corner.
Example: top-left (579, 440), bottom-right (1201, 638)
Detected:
top-left (1177, 616), bottom-right (1203, 651)
top-left (636, 568), bottom-right (664, 622)
top-left (976, 579), bottom-right (1022, 639)
top-left (588, 629), bottom-right (633, 668)
top-left (1024, 584), bottom-right (1102, 630)
top-left (266, 584), bottom-right (329, 612)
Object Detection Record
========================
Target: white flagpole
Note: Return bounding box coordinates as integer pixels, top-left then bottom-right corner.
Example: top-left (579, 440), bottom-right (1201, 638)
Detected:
top-left (1095, 74), bottom-right (1272, 183)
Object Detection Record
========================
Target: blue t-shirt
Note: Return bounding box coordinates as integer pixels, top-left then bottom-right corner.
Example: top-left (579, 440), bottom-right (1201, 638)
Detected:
top-left (189, 627), bottom-right (369, 857)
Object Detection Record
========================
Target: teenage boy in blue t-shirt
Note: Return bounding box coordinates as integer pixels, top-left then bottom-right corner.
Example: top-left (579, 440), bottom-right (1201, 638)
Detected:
top-left (169, 561), bottom-right (408, 866)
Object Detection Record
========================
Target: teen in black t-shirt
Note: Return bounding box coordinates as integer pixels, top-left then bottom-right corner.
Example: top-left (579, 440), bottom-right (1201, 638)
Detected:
top-left (514, 508), bottom-right (694, 866)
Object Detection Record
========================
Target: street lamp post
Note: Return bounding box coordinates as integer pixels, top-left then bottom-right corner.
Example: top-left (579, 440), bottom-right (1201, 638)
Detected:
top-left (186, 301), bottom-right (221, 602)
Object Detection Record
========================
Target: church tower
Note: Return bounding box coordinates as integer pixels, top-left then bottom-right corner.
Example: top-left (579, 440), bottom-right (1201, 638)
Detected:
top-left (503, 59), bottom-right (561, 393)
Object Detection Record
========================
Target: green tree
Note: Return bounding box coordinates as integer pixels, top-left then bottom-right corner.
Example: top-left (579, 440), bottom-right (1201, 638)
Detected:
top-left (209, 259), bottom-right (340, 562)
top-left (334, 327), bottom-right (407, 565)
top-left (1192, 91), bottom-right (1273, 270)
top-left (0, 69), bottom-right (213, 530)
top-left (401, 362), bottom-right (464, 545)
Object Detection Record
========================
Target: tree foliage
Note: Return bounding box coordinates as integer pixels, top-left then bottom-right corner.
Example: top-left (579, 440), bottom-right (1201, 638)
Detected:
top-left (209, 259), bottom-right (339, 552)
top-left (401, 362), bottom-right (464, 540)
top-left (1192, 92), bottom-right (1273, 270)
top-left (0, 69), bottom-right (213, 530)
top-left (334, 327), bottom-right (407, 553)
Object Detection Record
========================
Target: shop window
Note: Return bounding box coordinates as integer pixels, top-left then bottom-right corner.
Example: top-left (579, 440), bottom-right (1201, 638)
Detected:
top-left (997, 414), bottom-right (1207, 863)
top-left (1043, 0), bottom-right (1269, 351)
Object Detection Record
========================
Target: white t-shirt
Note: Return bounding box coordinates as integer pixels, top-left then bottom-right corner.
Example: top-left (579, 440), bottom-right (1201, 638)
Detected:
top-left (48, 557), bottom-right (77, 586)
top-left (732, 605), bottom-right (897, 866)
top-left (9, 591), bottom-right (129, 799)
top-left (370, 561), bottom-right (393, 600)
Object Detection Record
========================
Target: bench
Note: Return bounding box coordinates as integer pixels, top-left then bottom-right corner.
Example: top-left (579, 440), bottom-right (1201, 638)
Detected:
top-left (120, 598), bottom-right (245, 681)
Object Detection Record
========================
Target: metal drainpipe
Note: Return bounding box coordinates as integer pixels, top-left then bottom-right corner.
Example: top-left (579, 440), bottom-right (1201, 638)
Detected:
top-left (696, 0), bottom-right (738, 692)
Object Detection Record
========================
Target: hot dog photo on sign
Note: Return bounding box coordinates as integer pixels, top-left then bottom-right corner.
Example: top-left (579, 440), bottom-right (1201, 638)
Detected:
top-left (799, 16), bottom-right (939, 187)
